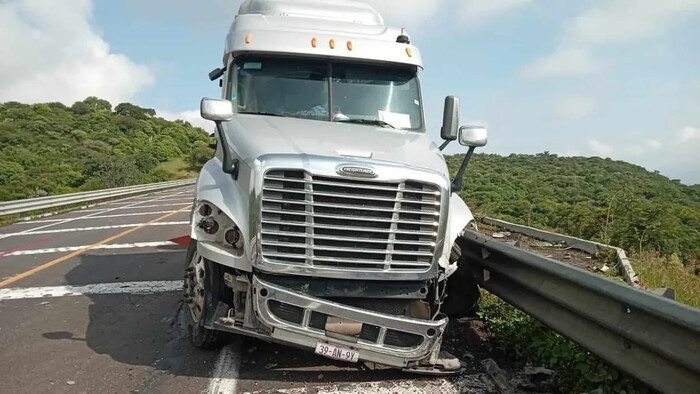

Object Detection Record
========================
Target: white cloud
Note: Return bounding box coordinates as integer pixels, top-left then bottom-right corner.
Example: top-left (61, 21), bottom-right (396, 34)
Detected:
top-left (554, 96), bottom-right (596, 120)
top-left (522, 49), bottom-right (600, 78)
top-left (565, 0), bottom-right (700, 47)
top-left (0, 0), bottom-right (153, 105)
top-left (647, 139), bottom-right (662, 150)
top-left (459, 0), bottom-right (531, 26)
top-left (587, 139), bottom-right (613, 156)
top-left (363, 0), bottom-right (440, 26)
top-left (625, 139), bottom-right (664, 156)
top-left (523, 0), bottom-right (700, 78)
top-left (677, 126), bottom-right (700, 143)
top-left (157, 109), bottom-right (213, 132)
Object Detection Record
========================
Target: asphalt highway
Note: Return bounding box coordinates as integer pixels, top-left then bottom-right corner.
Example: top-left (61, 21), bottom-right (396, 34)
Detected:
top-left (0, 186), bottom-right (491, 393)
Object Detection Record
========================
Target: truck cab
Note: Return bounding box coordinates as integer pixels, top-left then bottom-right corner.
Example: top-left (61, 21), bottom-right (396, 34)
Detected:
top-left (184, 0), bottom-right (487, 374)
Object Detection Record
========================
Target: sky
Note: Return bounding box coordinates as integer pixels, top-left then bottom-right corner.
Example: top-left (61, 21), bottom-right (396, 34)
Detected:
top-left (1, 0), bottom-right (699, 184)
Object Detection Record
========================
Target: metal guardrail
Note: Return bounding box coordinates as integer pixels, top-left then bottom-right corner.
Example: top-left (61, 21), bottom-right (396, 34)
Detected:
top-left (458, 230), bottom-right (700, 394)
top-left (0, 179), bottom-right (195, 218)
top-left (482, 217), bottom-right (640, 286)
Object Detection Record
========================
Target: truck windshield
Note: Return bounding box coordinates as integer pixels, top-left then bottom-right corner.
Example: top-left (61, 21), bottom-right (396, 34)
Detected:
top-left (232, 57), bottom-right (423, 130)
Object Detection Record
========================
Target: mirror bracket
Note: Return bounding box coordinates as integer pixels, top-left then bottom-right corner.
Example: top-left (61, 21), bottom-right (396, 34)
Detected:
top-left (214, 121), bottom-right (239, 179)
top-left (451, 146), bottom-right (476, 192)
top-left (439, 140), bottom-right (451, 151)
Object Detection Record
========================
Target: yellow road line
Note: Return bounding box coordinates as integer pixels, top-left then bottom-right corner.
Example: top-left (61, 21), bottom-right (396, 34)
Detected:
top-left (0, 208), bottom-right (189, 288)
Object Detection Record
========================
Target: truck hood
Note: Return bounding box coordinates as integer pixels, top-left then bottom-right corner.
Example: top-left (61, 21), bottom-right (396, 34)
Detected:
top-left (224, 114), bottom-right (448, 174)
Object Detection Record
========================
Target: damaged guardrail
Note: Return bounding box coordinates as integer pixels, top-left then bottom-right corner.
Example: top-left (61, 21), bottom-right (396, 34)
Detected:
top-left (0, 179), bottom-right (195, 218)
top-left (458, 230), bottom-right (700, 394)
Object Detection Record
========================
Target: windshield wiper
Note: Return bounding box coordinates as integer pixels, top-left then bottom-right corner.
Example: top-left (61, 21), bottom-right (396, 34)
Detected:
top-left (240, 111), bottom-right (284, 117)
top-left (336, 119), bottom-right (395, 129)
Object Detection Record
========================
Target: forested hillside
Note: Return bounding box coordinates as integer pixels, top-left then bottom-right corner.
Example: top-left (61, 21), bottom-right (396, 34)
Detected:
top-left (2, 99), bottom-right (697, 263)
top-left (0, 97), bottom-right (213, 201)
top-left (448, 153), bottom-right (700, 263)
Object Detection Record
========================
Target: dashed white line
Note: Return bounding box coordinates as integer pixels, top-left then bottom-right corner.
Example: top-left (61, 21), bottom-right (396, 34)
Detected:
top-left (0, 221), bottom-right (188, 238)
top-left (209, 343), bottom-right (241, 394)
top-left (23, 211), bottom-right (179, 223)
top-left (0, 281), bottom-right (181, 300)
top-left (3, 241), bottom-right (178, 256)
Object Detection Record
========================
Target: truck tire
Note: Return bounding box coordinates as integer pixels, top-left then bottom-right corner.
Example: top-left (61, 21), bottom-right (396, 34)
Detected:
top-left (441, 252), bottom-right (480, 318)
top-left (183, 239), bottom-right (227, 349)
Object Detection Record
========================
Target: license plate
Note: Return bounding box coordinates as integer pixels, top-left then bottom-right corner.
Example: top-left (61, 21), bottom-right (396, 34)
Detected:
top-left (314, 340), bottom-right (359, 363)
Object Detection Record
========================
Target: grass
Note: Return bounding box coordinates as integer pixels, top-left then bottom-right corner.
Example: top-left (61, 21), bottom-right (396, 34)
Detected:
top-left (631, 252), bottom-right (700, 307)
top-left (157, 157), bottom-right (199, 179)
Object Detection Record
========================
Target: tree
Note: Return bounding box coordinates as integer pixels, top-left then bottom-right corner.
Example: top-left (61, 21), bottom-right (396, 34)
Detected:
top-left (82, 96), bottom-right (112, 112)
top-left (114, 103), bottom-right (156, 120)
top-left (0, 161), bottom-right (25, 185)
top-left (96, 158), bottom-right (141, 189)
top-left (189, 145), bottom-right (214, 170)
top-left (71, 101), bottom-right (92, 115)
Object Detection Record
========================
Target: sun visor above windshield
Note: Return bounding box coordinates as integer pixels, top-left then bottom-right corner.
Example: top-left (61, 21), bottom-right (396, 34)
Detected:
top-left (224, 14), bottom-right (423, 68)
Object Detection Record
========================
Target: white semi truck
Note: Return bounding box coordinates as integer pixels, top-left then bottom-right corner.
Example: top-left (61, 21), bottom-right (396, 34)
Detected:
top-left (185, 0), bottom-right (488, 374)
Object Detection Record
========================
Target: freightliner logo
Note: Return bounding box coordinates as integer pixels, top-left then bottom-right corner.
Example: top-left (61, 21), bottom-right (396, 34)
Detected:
top-left (336, 165), bottom-right (377, 178)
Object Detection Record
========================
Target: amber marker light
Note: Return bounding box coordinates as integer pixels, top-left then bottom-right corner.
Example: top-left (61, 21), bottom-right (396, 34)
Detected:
top-left (347, 41), bottom-right (353, 51)
top-left (329, 39), bottom-right (335, 49)
top-left (311, 37), bottom-right (318, 47)
top-left (245, 34), bottom-right (252, 44)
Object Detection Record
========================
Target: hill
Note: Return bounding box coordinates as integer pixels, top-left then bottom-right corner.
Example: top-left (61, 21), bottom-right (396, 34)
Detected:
top-left (0, 97), bottom-right (213, 201)
top-left (448, 152), bottom-right (700, 263)
top-left (1, 100), bottom-right (697, 262)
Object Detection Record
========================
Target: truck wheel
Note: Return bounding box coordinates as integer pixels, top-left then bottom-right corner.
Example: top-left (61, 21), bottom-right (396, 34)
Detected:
top-left (183, 240), bottom-right (225, 349)
top-left (441, 252), bottom-right (480, 318)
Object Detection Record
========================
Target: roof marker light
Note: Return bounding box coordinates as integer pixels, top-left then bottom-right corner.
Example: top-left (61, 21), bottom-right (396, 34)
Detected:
top-left (406, 47), bottom-right (412, 57)
top-left (329, 39), bottom-right (335, 49)
top-left (347, 41), bottom-right (353, 51)
top-left (311, 37), bottom-right (318, 48)
top-left (245, 34), bottom-right (252, 44)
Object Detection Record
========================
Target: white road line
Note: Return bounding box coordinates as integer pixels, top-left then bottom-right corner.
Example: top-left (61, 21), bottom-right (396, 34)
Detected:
top-left (0, 281), bottom-right (182, 300)
top-left (134, 198), bottom-right (193, 203)
top-left (11, 186), bottom-right (192, 236)
top-left (77, 203), bottom-right (190, 212)
top-left (23, 211), bottom-right (179, 223)
top-left (209, 343), bottom-right (240, 394)
top-left (0, 221), bottom-right (188, 239)
top-left (240, 374), bottom-right (489, 394)
top-left (3, 241), bottom-right (178, 256)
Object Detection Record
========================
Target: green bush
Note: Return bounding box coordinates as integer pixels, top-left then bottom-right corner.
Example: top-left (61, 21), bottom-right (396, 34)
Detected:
top-left (188, 145), bottom-right (214, 170)
top-left (479, 292), bottom-right (649, 393)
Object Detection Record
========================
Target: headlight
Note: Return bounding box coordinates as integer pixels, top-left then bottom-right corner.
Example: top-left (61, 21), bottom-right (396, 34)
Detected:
top-left (193, 201), bottom-right (243, 255)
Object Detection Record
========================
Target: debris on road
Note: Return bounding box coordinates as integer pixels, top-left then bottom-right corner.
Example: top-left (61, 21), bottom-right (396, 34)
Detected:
top-left (481, 358), bottom-right (514, 393)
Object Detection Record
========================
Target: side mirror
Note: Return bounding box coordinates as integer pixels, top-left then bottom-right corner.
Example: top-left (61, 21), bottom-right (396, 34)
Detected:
top-left (200, 98), bottom-right (237, 178)
top-left (208, 67), bottom-right (226, 81)
top-left (440, 96), bottom-right (460, 141)
top-left (201, 98), bottom-right (234, 122)
top-left (458, 125), bottom-right (488, 147)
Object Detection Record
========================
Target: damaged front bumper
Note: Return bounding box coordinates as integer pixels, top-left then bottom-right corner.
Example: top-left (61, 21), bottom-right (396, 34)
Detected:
top-left (209, 275), bottom-right (448, 369)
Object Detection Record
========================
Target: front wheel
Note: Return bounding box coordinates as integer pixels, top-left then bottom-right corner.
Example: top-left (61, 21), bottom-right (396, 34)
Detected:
top-left (183, 240), bottom-right (226, 348)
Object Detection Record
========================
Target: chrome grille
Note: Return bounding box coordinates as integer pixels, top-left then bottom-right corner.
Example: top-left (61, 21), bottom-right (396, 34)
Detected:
top-left (260, 170), bottom-right (440, 271)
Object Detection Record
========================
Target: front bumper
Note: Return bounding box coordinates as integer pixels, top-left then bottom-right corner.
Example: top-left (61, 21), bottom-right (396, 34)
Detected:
top-left (250, 276), bottom-right (447, 368)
